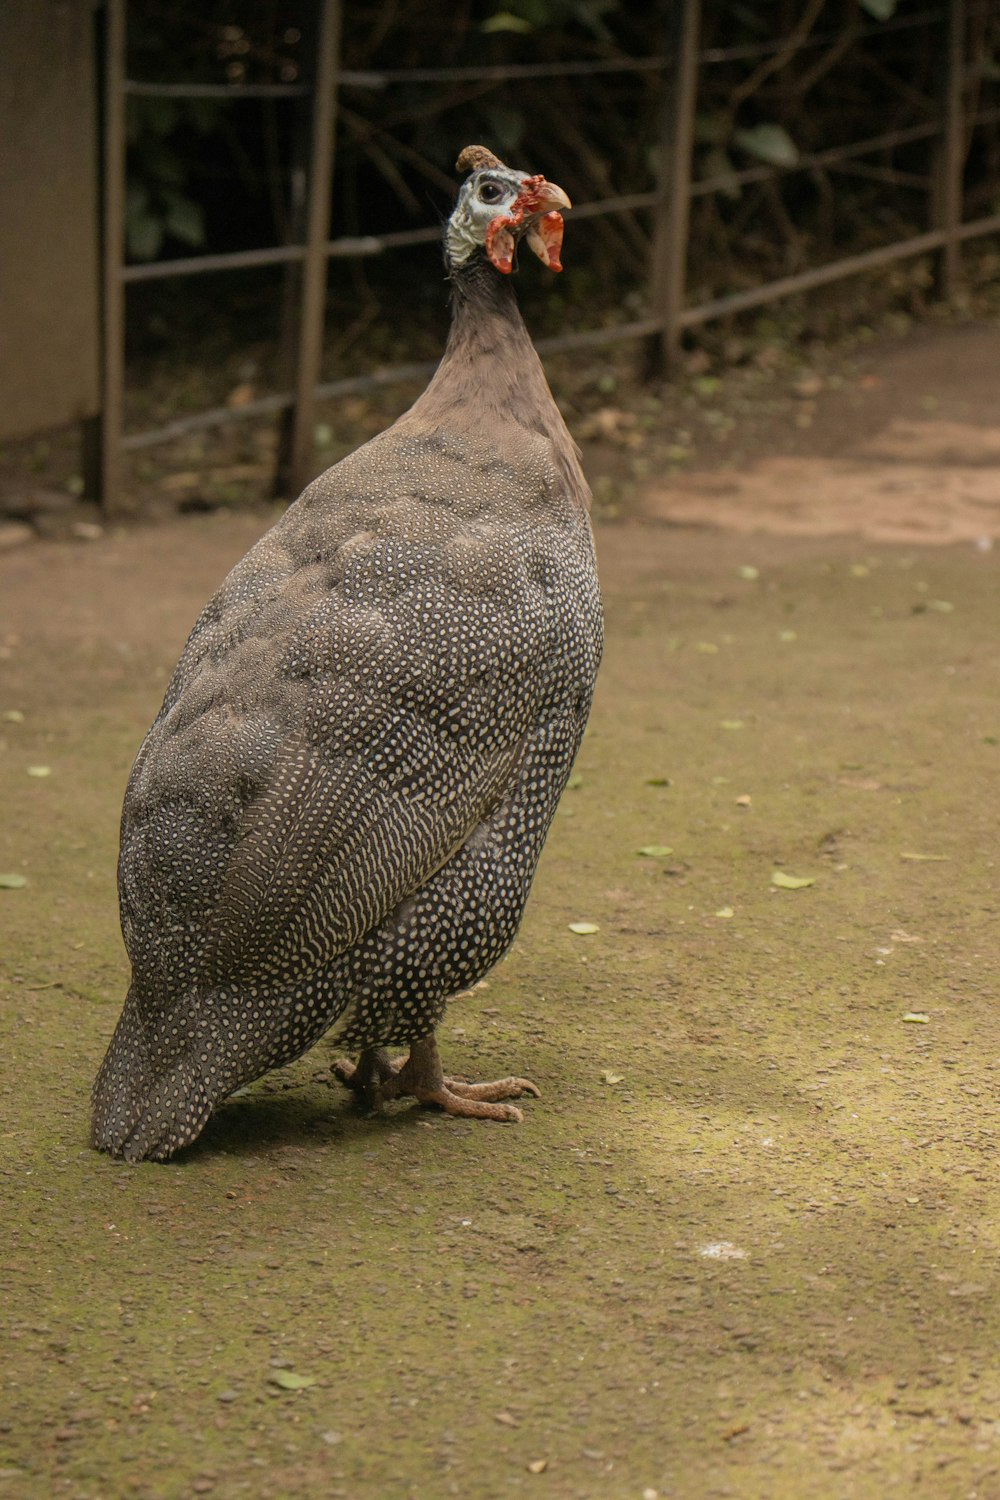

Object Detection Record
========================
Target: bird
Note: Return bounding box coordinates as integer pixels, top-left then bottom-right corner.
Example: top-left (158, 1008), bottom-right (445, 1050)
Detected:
top-left (91, 144), bottom-right (604, 1162)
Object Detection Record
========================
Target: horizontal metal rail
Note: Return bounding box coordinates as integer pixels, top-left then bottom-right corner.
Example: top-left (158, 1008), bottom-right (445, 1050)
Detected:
top-left (121, 209), bottom-right (1000, 454)
top-left (120, 6), bottom-right (958, 106)
top-left (122, 391), bottom-right (294, 450)
top-left (122, 105), bottom-right (1000, 287)
top-left (122, 244), bottom-right (305, 282)
top-left (123, 80), bottom-right (310, 98)
top-left (678, 211), bottom-right (1000, 327)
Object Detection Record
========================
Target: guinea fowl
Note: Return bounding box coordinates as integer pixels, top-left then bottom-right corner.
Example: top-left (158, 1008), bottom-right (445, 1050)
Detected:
top-left (91, 144), bottom-right (604, 1162)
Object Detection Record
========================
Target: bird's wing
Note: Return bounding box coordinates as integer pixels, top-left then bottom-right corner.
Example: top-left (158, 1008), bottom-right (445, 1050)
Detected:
top-left (120, 446), bottom-right (560, 991)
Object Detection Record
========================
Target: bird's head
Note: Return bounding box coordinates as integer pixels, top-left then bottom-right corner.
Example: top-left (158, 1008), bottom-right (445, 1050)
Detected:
top-left (446, 144), bottom-right (572, 276)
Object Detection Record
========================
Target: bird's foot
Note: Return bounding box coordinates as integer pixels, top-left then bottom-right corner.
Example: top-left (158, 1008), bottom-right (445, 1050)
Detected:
top-left (408, 1073), bottom-right (540, 1123)
top-left (334, 1034), bottom-right (539, 1122)
top-left (332, 1047), bottom-right (399, 1113)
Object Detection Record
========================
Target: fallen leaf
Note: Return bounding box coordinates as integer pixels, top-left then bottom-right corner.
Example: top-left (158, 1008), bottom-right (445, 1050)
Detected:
top-left (890, 929), bottom-right (923, 944)
top-left (927, 599), bottom-right (954, 612)
top-left (644, 777), bottom-right (671, 787)
top-left (568, 922), bottom-right (599, 935)
top-left (601, 1070), bottom-right (625, 1085)
top-left (0, 873), bottom-right (28, 889)
top-left (2, 709), bottom-right (24, 723)
top-left (527, 1459), bottom-right (549, 1474)
top-left (722, 1422), bottom-right (751, 1442)
top-left (737, 565), bottom-right (759, 581)
top-left (771, 870), bottom-right (815, 890)
top-left (494, 1411), bottom-right (519, 1428)
top-left (637, 845), bottom-right (673, 858)
top-left (902, 1012), bottom-right (930, 1025)
top-left (715, 906), bottom-right (734, 919)
top-left (735, 794), bottom-right (752, 807)
top-left (900, 852), bottom-right (949, 862)
top-left (720, 719), bottom-right (745, 731)
top-left (267, 1370), bottom-right (315, 1391)
top-left (779, 629), bottom-right (797, 642)
top-left (26, 765), bottom-right (51, 778)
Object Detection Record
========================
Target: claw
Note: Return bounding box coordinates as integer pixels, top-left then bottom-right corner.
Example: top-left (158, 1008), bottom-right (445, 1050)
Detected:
top-left (333, 1035), bottom-right (538, 1123)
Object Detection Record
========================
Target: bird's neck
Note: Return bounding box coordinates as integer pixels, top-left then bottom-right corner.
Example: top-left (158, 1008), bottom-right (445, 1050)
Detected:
top-left (399, 256), bottom-right (563, 440)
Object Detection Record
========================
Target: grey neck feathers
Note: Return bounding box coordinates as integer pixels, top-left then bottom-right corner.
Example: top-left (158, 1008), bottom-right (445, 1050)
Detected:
top-left (401, 254), bottom-right (557, 436)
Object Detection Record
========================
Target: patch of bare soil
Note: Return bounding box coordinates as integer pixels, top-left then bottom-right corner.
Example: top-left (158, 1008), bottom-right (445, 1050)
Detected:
top-left (639, 323), bottom-right (1000, 544)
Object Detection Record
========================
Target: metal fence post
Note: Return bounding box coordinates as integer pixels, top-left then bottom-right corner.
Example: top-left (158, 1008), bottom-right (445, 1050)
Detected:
top-left (932, 0), bottom-right (965, 299)
top-left (276, 0), bottom-right (342, 499)
top-left (86, 0), bottom-right (126, 514)
top-left (646, 0), bottom-right (700, 378)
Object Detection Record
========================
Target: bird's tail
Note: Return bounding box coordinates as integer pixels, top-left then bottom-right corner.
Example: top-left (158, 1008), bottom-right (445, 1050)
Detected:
top-left (90, 984), bottom-right (215, 1163)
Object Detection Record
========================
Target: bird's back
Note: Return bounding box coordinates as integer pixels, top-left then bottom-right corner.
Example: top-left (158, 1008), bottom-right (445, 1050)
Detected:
top-left (94, 420), bottom-right (600, 1158)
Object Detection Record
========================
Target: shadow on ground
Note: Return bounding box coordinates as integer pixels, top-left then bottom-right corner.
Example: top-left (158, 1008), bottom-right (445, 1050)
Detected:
top-left (2, 324), bottom-right (1000, 1499)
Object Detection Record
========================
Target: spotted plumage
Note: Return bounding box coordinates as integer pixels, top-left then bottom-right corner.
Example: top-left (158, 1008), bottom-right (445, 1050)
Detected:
top-left (91, 146), bottom-right (603, 1161)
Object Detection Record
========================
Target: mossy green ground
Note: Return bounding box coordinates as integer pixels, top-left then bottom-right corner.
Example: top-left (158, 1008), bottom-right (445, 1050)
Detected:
top-left (2, 512), bottom-right (999, 1499)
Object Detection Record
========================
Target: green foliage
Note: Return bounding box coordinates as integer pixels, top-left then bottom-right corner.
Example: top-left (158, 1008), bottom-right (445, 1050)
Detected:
top-left (481, 12), bottom-right (535, 34)
top-left (125, 96), bottom-right (213, 261)
top-left (733, 123), bottom-right (799, 168)
top-left (479, 0), bottom-right (618, 37)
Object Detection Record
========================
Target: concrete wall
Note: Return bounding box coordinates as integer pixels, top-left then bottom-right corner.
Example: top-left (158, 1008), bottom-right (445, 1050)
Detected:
top-left (0, 0), bottom-right (100, 443)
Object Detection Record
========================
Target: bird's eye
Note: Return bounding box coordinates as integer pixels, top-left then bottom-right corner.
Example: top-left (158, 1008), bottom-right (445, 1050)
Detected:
top-left (479, 181), bottom-right (503, 204)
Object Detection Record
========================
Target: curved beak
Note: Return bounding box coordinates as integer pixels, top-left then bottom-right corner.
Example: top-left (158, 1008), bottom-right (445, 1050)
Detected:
top-left (520, 177), bottom-right (572, 215)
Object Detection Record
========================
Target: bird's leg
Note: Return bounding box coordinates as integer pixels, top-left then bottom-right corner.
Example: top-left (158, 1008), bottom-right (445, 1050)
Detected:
top-left (387, 1033), bottom-right (539, 1122)
top-left (332, 1046), bottom-right (401, 1112)
top-left (334, 1033), bottom-right (539, 1122)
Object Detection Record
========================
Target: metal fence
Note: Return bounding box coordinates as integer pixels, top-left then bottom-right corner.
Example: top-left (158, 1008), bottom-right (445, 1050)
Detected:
top-left (90, 0), bottom-right (1000, 513)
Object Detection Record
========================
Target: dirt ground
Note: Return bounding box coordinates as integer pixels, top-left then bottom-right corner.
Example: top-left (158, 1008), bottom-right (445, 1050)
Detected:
top-left (2, 321), bottom-right (1000, 1500)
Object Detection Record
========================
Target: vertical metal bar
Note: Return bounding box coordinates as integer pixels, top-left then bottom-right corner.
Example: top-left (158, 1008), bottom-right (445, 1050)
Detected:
top-left (277, 0), bottom-right (342, 498)
top-left (646, 0), bottom-right (700, 378)
top-left (90, 0), bottom-right (127, 513)
top-left (275, 3), bottom-right (319, 414)
top-left (932, 0), bottom-right (965, 298)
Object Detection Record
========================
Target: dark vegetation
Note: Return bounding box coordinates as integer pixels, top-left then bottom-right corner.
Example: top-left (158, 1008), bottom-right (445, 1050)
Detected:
top-left (124, 0), bottom-right (1000, 348)
top-left (4, 2), bottom-right (1000, 522)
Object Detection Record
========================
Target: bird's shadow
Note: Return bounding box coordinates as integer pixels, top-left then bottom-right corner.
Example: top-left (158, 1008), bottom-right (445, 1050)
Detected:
top-left (179, 1073), bottom-right (439, 1163)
